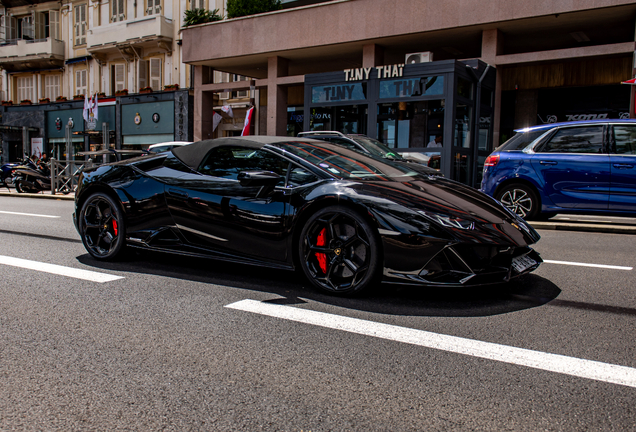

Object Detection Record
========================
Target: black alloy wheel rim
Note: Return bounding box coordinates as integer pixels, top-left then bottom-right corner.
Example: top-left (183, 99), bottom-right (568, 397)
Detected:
top-left (81, 196), bottom-right (120, 258)
top-left (303, 212), bottom-right (371, 292)
top-left (499, 188), bottom-right (533, 218)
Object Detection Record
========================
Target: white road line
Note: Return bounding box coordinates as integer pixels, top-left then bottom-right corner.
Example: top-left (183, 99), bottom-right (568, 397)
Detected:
top-left (0, 210), bottom-right (60, 218)
top-left (0, 255), bottom-right (124, 283)
top-left (226, 299), bottom-right (636, 388)
top-left (543, 260), bottom-right (632, 271)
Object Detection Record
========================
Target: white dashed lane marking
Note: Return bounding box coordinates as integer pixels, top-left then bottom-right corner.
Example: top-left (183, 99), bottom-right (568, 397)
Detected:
top-left (226, 299), bottom-right (636, 388)
top-left (0, 210), bottom-right (60, 218)
top-left (0, 255), bottom-right (124, 283)
top-left (543, 260), bottom-right (632, 271)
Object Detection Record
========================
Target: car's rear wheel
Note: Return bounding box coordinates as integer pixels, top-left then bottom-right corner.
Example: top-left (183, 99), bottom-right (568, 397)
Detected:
top-left (496, 183), bottom-right (540, 220)
top-left (79, 192), bottom-right (126, 260)
top-left (299, 206), bottom-right (380, 295)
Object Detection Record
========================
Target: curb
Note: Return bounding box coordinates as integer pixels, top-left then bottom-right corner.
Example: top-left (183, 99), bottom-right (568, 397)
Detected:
top-left (0, 190), bottom-right (75, 200)
top-left (529, 221), bottom-right (636, 235)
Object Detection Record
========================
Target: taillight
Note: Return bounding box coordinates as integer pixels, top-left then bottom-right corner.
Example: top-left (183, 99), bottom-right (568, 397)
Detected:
top-left (484, 154), bottom-right (500, 167)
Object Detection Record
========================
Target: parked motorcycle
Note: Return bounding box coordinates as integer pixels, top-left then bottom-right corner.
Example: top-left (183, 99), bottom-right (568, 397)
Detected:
top-left (1, 158), bottom-right (27, 191)
top-left (11, 157), bottom-right (71, 194)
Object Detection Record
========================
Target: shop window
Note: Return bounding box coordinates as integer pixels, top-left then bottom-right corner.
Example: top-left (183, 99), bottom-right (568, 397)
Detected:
top-left (139, 58), bottom-right (161, 91)
top-left (457, 77), bottom-right (473, 100)
top-left (16, 76), bottom-right (34, 102)
top-left (75, 69), bottom-right (87, 97)
top-left (74, 4), bottom-right (87, 46)
top-left (454, 104), bottom-right (472, 148)
top-left (146, 0), bottom-right (161, 15)
top-left (111, 63), bottom-right (126, 92)
top-left (309, 105), bottom-right (366, 135)
top-left (112, 0), bottom-right (126, 22)
top-left (44, 75), bottom-right (61, 100)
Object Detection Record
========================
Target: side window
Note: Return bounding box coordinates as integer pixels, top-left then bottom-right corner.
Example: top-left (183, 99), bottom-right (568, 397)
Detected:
top-left (329, 137), bottom-right (358, 150)
top-left (612, 125), bottom-right (636, 155)
top-left (198, 147), bottom-right (288, 185)
top-left (541, 126), bottom-right (604, 153)
top-left (288, 165), bottom-right (318, 187)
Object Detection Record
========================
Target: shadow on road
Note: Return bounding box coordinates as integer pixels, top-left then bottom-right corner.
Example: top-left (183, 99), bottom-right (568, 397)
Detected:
top-left (77, 250), bottom-right (562, 318)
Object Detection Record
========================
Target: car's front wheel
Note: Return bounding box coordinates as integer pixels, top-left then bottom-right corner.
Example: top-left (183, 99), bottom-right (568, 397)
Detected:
top-left (496, 183), bottom-right (540, 220)
top-left (298, 206), bottom-right (381, 295)
top-left (79, 192), bottom-right (126, 260)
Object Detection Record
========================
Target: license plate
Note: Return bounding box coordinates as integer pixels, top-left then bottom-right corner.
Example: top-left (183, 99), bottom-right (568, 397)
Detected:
top-left (512, 254), bottom-right (536, 273)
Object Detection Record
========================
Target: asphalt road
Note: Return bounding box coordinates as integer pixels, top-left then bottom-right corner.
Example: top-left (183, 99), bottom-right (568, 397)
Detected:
top-left (1, 196), bottom-right (635, 431)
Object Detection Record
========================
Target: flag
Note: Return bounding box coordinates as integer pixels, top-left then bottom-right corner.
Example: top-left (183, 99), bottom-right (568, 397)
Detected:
top-left (83, 94), bottom-right (90, 122)
top-left (93, 92), bottom-right (98, 120)
top-left (241, 107), bottom-right (254, 136)
top-left (621, 78), bottom-right (636, 85)
top-left (213, 112), bottom-right (223, 131)
top-left (221, 105), bottom-right (234, 118)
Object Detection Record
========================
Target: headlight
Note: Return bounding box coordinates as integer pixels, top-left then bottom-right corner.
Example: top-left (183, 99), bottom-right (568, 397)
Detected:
top-left (417, 210), bottom-right (475, 230)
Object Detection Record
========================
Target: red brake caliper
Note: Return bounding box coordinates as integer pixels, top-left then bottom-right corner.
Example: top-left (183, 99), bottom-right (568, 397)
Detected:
top-left (315, 228), bottom-right (327, 274)
top-left (112, 219), bottom-right (118, 236)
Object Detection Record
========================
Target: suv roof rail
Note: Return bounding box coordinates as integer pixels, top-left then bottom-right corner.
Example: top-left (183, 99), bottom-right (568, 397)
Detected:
top-left (298, 131), bottom-right (347, 137)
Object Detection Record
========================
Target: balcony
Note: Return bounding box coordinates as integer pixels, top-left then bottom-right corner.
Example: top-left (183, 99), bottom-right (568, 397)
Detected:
top-left (86, 15), bottom-right (174, 56)
top-left (0, 38), bottom-right (65, 72)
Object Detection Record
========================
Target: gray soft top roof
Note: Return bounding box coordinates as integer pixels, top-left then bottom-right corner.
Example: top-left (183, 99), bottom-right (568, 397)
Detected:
top-left (171, 136), bottom-right (301, 170)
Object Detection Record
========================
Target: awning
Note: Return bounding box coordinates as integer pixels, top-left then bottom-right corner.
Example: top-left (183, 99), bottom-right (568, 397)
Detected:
top-left (65, 55), bottom-right (92, 65)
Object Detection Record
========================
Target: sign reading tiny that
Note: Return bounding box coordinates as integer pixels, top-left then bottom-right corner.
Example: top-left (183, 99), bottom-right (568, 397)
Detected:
top-left (344, 64), bottom-right (405, 82)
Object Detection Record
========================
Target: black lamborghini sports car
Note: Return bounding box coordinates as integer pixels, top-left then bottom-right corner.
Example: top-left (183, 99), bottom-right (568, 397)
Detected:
top-left (74, 136), bottom-right (542, 295)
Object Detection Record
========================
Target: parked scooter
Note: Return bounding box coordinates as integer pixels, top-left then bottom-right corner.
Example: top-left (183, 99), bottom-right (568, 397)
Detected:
top-left (11, 156), bottom-right (71, 194)
top-left (1, 156), bottom-right (29, 191)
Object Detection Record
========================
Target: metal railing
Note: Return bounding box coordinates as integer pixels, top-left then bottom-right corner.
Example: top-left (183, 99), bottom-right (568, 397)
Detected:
top-left (50, 158), bottom-right (94, 195)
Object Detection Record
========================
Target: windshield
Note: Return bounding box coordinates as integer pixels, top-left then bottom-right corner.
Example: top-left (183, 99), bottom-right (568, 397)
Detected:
top-left (350, 135), bottom-right (404, 160)
top-left (280, 141), bottom-right (420, 180)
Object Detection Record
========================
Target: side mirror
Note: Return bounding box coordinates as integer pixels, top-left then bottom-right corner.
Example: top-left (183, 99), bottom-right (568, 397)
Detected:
top-left (237, 170), bottom-right (282, 187)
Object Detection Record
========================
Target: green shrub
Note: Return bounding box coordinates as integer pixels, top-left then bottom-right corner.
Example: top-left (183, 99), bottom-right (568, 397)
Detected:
top-left (183, 8), bottom-right (223, 27)
top-left (226, 0), bottom-right (282, 19)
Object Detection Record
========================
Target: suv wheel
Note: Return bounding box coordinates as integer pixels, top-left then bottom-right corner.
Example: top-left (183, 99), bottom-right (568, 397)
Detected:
top-left (496, 184), bottom-right (540, 220)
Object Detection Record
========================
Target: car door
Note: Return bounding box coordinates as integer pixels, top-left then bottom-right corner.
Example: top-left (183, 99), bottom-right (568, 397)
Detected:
top-left (609, 124), bottom-right (636, 211)
top-left (165, 146), bottom-right (296, 265)
top-left (530, 125), bottom-right (610, 209)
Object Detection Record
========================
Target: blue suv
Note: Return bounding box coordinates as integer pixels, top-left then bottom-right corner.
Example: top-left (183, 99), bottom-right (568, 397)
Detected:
top-left (481, 119), bottom-right (636, 219)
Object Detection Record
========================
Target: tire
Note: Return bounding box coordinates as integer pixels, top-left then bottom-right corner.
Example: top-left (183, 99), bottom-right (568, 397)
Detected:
top-left (496, 183), bottom-right (540, 220)
top-left (14, 180), bottom-right (25, 193)
top-left (298, 206), bottom-right (381, 295)
top-left (78, 192), bottom-right (126, 260)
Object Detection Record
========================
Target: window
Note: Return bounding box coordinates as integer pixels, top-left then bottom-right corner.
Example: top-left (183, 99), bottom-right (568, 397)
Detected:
top-left (146, 0), bottom-right (161, 15)
top-left (542, 126), bottom-right (604, 154)
top-left (139, 58), bottom-right (161, 90)
top-left (112, 0), bottom-right (125, 22)
top-left (188, 0), bottom-right (205, 10)
top-left (44, 75), bottom-right (61, 100)
top-left (47, 11), bottom-right (60, 40)
top-left (232, 74), bottom-right (248, 98)
top-left (16, 76), bottom-right (34, 102)
top-left (613, 126), bottom-right (636, 155)
top-left (198, 147), bottom-right (288, 184)
top-left (74, 4), bottom-right (87, 46)
top-left (111, 63), bottom-right (126, 92)
top-left (75, 69), bottom-right (87, 97)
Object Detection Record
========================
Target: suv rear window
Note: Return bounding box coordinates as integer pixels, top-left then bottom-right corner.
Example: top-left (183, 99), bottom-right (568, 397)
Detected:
top-left (495, 130), bottom-right (547, 152)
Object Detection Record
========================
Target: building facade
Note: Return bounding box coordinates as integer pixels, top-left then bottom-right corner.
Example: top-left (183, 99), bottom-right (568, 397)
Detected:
top-left (182, 0), bottom-right (636, 185)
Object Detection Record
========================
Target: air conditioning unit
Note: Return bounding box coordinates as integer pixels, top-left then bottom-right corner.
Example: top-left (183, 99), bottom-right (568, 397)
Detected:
top-left (405, 51), bottom-right (433, 64)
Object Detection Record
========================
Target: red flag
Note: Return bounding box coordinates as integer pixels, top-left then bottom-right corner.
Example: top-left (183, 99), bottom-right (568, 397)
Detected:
top-left (241, 107), bottom-right (254, 136)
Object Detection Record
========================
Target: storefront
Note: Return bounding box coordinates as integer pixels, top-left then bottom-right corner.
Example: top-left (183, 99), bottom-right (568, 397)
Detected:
top-left (303, 59), bottom-right (496, 186)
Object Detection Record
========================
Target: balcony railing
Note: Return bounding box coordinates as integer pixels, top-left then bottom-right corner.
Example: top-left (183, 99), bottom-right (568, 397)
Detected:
top-left (86, 15), bottom-right (173, 51)
top-left (0, 37), bottom-right (65, 69)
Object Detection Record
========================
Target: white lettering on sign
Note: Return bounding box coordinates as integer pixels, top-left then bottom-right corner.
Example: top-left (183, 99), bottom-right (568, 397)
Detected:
top-left (345, 64), bottom-right (404, 82)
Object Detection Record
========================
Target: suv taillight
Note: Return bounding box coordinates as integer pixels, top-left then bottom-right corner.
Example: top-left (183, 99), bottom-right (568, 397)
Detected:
top-left (484, 154), bottom-right (500, 167)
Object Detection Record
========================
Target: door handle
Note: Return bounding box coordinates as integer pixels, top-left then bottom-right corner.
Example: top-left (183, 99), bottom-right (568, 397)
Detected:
top-left (539, 161), bottom-right (558, 166)
top-left (612, 163), bottom-right (634, 169)
top-left (167, 188), bottom-right (189, 199)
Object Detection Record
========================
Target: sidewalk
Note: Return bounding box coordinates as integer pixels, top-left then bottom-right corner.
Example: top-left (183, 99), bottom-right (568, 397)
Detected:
top-left (2, 187), bottom-right (636, 234)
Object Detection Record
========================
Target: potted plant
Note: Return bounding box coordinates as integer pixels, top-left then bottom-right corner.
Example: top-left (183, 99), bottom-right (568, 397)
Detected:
top-left (20, 99), bottom-right (32, 106)
top-left (164, 84), bottom-right (179, 91)
top-left (115, 89), bottom-right (128, 96)
top-left (97, 92), bottom-right (106, 98)
top-left (73, 94), bottom-right (84, 101)
top-left (139, 86), bottom-right (153, 94)
top-left (39, 97), bottom-right (51, 104)
top-left (1, 100), bottom-right (13, 106)
top-left (55, 96), bottom-right (68, 102)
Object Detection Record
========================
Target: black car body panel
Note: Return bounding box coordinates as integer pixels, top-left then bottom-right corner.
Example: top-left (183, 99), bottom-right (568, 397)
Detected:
top-left (75, 136), bottom-right (541, 289)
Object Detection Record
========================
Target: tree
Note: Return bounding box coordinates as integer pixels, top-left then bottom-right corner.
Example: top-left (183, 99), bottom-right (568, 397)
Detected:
top-left (226, 0), bottom-right (282, 19)
top-left (183, 8), bottom-right (223, 27)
